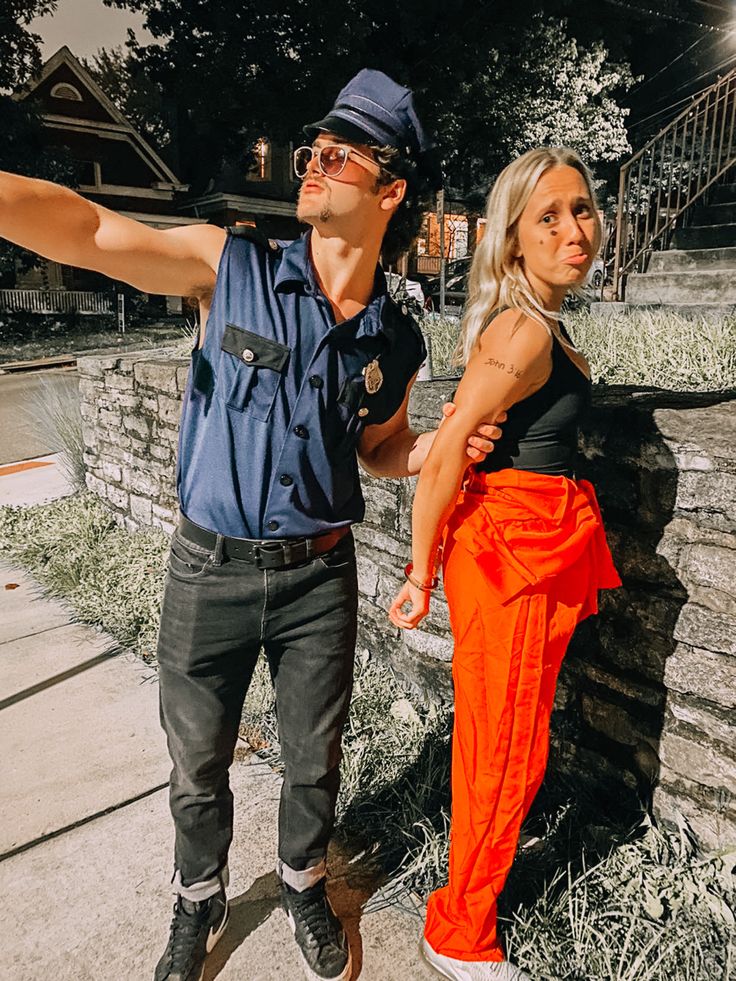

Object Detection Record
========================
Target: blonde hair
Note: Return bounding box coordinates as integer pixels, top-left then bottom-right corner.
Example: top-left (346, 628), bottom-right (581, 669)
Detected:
top-left (455, 147), bottom-right (601, 365)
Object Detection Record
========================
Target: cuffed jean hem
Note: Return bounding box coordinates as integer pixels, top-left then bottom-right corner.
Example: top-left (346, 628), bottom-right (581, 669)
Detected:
top-left (172, 865), bottom-right (230, 902)
top-left (278, 857), bottom-right (326, 892)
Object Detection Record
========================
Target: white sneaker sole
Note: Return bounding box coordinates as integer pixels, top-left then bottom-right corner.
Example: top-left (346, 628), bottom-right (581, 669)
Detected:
top-left (422, 938), bottom-right (468, 980)
top-left (421, 939), bottom-right (532, 981)
top-left (286, 910), bottom-right (353, 981)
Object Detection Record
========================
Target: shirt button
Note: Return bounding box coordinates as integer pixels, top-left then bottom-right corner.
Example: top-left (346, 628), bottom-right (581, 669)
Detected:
top-left (309, 375), bottom-right (324, 389)
top-left (267, 520), bottom-right (280, 532)
top-left (280, 474), bottom-right (293, 486)
top-left (358, 407), bottom-right (369, 417)
top-left (242, 348), bottom-right (256, 363)
top-left (293, 425), bottom-right (309, 439)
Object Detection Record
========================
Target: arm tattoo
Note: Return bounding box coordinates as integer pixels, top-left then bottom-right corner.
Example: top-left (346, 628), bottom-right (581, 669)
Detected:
top-left (485, 357), bottom-right (524, 379)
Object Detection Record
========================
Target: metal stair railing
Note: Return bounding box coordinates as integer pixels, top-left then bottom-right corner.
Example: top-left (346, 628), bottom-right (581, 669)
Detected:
top-left (613, 65), bottom-right (736, 300)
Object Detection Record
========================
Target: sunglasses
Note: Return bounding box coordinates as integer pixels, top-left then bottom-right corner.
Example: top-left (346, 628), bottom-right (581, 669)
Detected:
top-left (293, 143), bottom-right (382, 180)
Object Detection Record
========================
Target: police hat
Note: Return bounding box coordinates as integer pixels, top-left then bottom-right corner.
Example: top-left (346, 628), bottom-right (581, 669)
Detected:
top-left (304, 69), bottom-right (443, 190)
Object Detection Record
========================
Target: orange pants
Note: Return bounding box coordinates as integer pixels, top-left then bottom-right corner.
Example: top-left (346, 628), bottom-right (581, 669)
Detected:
top-left (424, 470), bottom-right (620, 962)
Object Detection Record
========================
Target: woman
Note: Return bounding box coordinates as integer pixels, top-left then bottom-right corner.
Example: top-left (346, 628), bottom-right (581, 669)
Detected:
top-left (389, 147), bottom-right (621, 981)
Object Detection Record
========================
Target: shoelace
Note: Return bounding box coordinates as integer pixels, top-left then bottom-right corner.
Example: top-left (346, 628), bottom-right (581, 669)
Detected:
top-left (166, 900), bottom-right (210, 969)
top-left (292, 890), bottom-right (337, 950)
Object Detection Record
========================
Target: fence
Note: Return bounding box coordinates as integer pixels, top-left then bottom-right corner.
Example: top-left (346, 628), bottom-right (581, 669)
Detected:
top-left (416, 255), bottom-right (441, 275)
top-left (0, 290), bottom-right (116, 315)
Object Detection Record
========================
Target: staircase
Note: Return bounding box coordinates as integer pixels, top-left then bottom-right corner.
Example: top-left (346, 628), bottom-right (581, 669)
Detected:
top-left (605, 66), bottom-right (736, 317)
top-left (624, 179), bottom-right (736, 312)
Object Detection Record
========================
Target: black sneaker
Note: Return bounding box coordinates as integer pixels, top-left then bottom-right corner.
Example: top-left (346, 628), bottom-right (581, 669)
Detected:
top-left (154, 888), bottom-right (229, 981)
top-left (281, 877), bottom-right (352, 981)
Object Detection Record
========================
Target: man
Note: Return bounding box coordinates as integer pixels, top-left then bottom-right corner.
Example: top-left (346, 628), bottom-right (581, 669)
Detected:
top-left (0, 70), bottom-right (500, 981)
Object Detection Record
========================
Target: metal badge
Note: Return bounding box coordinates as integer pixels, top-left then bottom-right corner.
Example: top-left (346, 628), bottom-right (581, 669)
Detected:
top-left (363, 359), bottom-right (383, 395)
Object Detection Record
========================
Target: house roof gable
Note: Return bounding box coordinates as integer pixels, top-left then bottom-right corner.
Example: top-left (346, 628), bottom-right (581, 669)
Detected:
top-left (18, 46), bottom-right (183, 189)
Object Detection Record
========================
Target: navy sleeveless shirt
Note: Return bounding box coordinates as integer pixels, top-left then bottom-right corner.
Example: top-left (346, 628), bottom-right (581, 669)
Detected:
top-left (476, 323), bottom-right (591, 478)
top-left (177, 229), bottom-right (426, 538)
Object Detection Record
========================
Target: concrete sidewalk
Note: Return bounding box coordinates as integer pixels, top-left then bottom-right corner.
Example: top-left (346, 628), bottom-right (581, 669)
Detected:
top-left (0, 464), bottom-right (435, 981)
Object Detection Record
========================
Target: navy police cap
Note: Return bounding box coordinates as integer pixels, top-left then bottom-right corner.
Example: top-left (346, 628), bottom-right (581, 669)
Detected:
top-left (304, 69), bottom-right (442, 190)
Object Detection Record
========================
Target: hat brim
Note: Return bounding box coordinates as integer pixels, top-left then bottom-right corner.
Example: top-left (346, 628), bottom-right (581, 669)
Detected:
top-left (303, 114), bottom-right (380, 147)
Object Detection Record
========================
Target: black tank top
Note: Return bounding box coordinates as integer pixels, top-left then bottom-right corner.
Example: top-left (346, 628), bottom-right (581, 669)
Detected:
top-left (475, 322), bottom-right (591, 478)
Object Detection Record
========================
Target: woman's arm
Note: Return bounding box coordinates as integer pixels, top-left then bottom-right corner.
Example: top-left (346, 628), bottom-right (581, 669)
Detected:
top-left (388, 310), bottom-right (552, 629)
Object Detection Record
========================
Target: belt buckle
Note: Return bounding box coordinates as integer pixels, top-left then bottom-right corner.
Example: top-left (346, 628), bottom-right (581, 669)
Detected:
top-left (253, 541), bottom-right (284, 569)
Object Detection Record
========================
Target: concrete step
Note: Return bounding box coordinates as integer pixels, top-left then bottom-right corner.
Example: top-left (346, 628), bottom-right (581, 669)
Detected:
top-left (672, 223), bottom-right (736, 249)
top-left (590, 301), bottom-right (736, 321)
top-left (710, 183), bottom-right (736, 205)
top-left (625, 269), bottom-right (736, 305)
top-left (692, 202), bottom-right (736, 225)
top-left (648, 246), bottom-right (736, 272)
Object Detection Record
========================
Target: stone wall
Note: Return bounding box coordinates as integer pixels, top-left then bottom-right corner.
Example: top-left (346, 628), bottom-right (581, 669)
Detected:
top-left (78, 350), bottom-right (187, 534)
top-left (78, 349), bottom-right (736, 850)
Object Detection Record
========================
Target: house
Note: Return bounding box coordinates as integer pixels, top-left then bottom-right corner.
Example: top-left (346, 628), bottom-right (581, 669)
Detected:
top-left (8, 46), bottom-right (299, 315)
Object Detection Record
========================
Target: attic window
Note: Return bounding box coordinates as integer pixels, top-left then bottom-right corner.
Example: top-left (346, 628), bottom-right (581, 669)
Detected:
top-left (51, 82), bottom-right (83, 102)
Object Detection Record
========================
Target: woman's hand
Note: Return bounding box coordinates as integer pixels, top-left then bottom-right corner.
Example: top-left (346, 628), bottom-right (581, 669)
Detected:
top-left (389, 580), bottom-right (431, 630)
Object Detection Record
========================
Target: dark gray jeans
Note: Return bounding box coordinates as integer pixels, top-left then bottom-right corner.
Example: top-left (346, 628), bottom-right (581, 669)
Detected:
top-left (157, 524), bottom-right (358, 889)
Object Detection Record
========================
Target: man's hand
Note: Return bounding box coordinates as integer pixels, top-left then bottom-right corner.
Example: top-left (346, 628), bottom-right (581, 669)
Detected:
top-left (410, 402), bottom-right (504, 472)
top-left (442, 401), bottom-right (506, 463)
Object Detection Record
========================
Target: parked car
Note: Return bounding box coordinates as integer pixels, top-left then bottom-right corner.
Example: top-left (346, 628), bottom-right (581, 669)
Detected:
top-left (384, 271), bottom-right (426, 317)
top-left (423, 254), bottom-right (609, 315)
top-left (423, 257), bottom-right (471, 315)
top-left (586, 257), bottom-right (605, 289)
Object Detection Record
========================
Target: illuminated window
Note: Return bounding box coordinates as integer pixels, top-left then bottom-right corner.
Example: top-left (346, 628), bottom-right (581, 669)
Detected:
top-left (51, 82), bottom-right (83, 102)
top-left (246, 138), bottom-right (271, 182)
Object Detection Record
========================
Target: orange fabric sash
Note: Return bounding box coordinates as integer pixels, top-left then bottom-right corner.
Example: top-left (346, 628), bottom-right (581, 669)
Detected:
top-left (447, 470), bottom-right (621, 608)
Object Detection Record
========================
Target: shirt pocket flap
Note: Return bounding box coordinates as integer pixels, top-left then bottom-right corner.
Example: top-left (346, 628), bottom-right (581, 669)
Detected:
top-left (222, 323), bottom-right (290, 373)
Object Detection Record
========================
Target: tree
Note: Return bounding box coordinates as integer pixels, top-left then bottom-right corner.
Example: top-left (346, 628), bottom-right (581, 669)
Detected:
top-left (0, 0), bottom-right (77, 276)
top-left (440, 16), bottom-right (635, 205)
top-left (0, 0), bottom-right (56, 92)
top-left (84, 47), bottom-right (174, 164)
top-left (105, 0), bottom-right (638, 200)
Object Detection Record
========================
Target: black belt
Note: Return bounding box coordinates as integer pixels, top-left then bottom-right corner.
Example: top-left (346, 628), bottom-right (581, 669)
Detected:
top-left (177, 515), bottom-right (350, 570)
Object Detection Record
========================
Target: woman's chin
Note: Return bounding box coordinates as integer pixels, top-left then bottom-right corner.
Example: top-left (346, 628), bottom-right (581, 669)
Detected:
top-left (562, 267), bottom-right (589, 288)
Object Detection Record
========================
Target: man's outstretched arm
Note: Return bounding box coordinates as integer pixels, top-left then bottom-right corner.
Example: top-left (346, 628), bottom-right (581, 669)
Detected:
top-left (0, 171), bottom-right (225, 299)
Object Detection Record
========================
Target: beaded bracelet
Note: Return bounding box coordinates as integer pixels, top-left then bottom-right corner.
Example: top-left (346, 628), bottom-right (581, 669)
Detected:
top-left (404, 562), bottom-right (439, 592)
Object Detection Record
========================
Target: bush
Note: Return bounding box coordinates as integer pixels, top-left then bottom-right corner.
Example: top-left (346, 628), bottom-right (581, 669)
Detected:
top-left (0, 493), bottom-right (168, 660)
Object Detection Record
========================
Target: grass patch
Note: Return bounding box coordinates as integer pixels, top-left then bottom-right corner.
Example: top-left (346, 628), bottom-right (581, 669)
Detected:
top-left (505, 811), bottom-right (735, 980)
top-left (422, 313), bottom-right (462, 378)
top-left (0, 492), bottom-right (168, 660)
top-left (1, 492), bottom-right (733, 978)
top-left (565, 308), bottom-right (736, 391)
top-left (23, 375), bottom-right (87, 491)
top-left (0, 323), bottom-right (188, 364)
top-left (420, 308), bottom-right (736, 391)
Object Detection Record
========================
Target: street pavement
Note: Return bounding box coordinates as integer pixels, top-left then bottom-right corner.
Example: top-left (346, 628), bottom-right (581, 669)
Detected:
top-left (0, 367), bottom-right (79, 465)
top-left (0, 462), bottom-right (435, 981)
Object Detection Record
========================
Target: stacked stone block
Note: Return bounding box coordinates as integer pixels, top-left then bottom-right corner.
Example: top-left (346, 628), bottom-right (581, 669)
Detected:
top-left (78, 349), bottom-right (186, 534)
